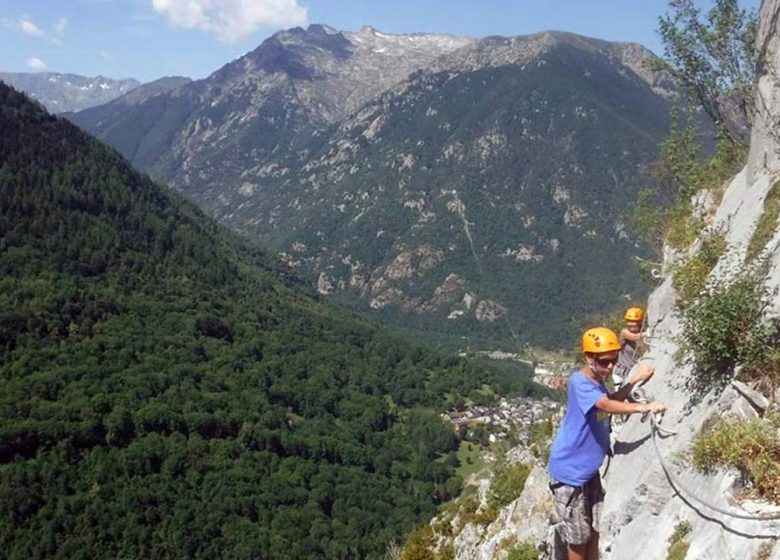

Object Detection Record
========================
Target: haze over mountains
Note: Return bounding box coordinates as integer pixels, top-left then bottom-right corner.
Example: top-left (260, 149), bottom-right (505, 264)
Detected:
top-left (66, 24), bottom-right (675, 348)
top-left (0, 72), bottom-right (143, 113)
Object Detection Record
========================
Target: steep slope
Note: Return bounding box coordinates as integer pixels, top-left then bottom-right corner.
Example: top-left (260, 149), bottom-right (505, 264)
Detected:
top-left (0, 71), bottom-right (140, 112)
top-left (601, 2), bottom-right (780, 557)
top-left (0, 83), bottom-right (539, 559)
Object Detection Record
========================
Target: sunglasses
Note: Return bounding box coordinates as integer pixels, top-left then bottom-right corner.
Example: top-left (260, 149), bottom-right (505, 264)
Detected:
top-left (595, 356), bottom-right (618, 368)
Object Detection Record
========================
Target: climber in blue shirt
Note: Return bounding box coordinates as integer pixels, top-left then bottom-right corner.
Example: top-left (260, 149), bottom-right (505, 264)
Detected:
top-left (548, 326), bottom-right (665, 560)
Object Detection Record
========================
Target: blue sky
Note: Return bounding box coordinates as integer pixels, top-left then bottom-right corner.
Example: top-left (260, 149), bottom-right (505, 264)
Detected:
top-left (0, 0), bottom-right (762, 83)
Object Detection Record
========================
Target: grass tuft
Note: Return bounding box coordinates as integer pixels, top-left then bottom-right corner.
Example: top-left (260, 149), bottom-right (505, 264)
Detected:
top-left (691, 414), bottom-right (780, 504)
top-left (666, 521), bottom-right (692, 560)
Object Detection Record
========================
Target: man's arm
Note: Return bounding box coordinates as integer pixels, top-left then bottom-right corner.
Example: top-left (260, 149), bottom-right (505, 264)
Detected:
top-left (608, 363), bottom-right (655, 401)
top-left (609, 379), bottom-right (638, 401)
top-left (621, 328), bottom-right (643, 342)
top-left (595, 395), bottom-right (665, 415)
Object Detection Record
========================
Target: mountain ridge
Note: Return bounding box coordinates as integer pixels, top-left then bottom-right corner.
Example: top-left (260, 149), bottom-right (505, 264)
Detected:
top-left (0, 71), bottom-right (141, 112)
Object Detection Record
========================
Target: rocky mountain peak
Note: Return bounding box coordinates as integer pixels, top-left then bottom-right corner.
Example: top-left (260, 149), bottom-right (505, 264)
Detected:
top-left (346, 25), bottom-right (474, 51)
top-left (204, 23), bottom-right (473, 123)
top-left (68, 23), bottom-right (677, 348)
top-left (269, 23), bottom-right (352, 54)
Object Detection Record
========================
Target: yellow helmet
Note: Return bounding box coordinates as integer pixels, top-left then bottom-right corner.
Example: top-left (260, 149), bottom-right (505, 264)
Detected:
top-left (582, 327), bottom-right (621, 354)
top-left (624, 307), bottom-right (644, 322)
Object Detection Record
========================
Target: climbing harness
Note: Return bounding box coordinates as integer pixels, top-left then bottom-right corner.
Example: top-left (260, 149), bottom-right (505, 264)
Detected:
top-left (648, 413), bottom-right (780, 521)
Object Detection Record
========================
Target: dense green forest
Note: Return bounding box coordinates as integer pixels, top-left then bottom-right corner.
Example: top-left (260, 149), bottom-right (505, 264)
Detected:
top-left (0, 83), bottom-right (539, 559)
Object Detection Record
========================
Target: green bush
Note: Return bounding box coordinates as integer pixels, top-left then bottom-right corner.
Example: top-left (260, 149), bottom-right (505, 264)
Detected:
top-left (741, 346), bottom-right (780, 389)
top-left (666, 521), bottom-right (691, 560)
top-left (488, 462), bottom-right (531, 510)
top-left (671, 234), bottom-right (726, 307)
top-left (438, 542), bottom-right (455, 560)
top-left (506, 542), bottom-right (539, 560)
top-left (666, 202), bottom-right (702, 250)
top-left (632, 110), bottom-right (746, 253)
top-left (400, 525), bottom-right (436, 560)
top-left (680, 272), bottom-right (775, 377)
top-left (691, 415), bottom-right (780, 503)
top-left (471, 506), bottom-right (499, 526)
top-left (667, 540), bottom-right (690, 560)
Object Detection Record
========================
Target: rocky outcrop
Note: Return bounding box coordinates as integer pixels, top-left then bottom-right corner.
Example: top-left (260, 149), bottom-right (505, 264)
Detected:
top-left (748, 0), bottom-right (780, 179)
top-left (451, 465), bottom-right (560, 560)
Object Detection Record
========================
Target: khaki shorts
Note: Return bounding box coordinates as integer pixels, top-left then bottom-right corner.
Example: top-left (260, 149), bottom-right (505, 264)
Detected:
top-left (550, 475), bottom-right (604, 546)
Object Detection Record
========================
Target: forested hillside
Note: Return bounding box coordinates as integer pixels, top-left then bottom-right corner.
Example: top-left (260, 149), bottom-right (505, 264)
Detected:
top-left (0, 84), bottom-right (537, 559)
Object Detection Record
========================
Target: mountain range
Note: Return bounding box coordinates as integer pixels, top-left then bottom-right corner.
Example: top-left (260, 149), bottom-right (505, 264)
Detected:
top-left (0, 72), bottom-right (146, 113)
top-left (67, 24), bottom-right (676, 349)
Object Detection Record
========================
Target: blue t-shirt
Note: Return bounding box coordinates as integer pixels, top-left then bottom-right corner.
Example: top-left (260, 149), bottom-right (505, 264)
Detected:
top-left (548, 370), bottom-right (610, 486)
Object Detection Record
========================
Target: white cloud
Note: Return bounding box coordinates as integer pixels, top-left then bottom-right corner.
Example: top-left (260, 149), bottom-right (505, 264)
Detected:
top-left (20, 17), bottom-right (45, 37)
top-left (26, 57), bottom-right (47, 71)
top-left (55, 17), bottom-right (68, 35)
top-left (5, 17), bottom-right (64, 45)
top-left (151, 0), bottom-right (308, 43)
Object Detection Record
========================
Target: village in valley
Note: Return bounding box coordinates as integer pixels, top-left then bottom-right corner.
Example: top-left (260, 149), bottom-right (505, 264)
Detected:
top-left (442, 351), bottom-right (571, 449)
top-left (442, 395), bottom-right (561, 444)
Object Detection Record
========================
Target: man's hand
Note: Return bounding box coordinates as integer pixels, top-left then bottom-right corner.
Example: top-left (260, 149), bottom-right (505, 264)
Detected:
top-left (630, 363), bottom-right (655, 385)
top-left (640, 401), bottom-right (666, 414)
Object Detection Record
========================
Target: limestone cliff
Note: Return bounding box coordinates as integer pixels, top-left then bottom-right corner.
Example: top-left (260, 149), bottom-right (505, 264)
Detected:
top-left (438, 2), bottom-right (780, 558)
top-left (602, 2), bottom-right (780, 558)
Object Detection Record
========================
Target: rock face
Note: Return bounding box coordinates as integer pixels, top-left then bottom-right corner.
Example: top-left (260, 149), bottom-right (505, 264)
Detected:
top-left (0, 72), bottom-right (140, 112)
top-left (448, 3), bottom-right (780, 558)
top-left (748, 0), bottom-right (780, 179)
top-left (452, 465), bottom-right (559, 560)
top-left (598, 4), bottom-right (780, 558)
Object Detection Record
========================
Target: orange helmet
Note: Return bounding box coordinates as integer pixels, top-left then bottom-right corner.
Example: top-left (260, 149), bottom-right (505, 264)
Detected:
top-left (624, 307), bottom-right (644, 322)
top-left (582, 327), bottom-right (621, 354)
